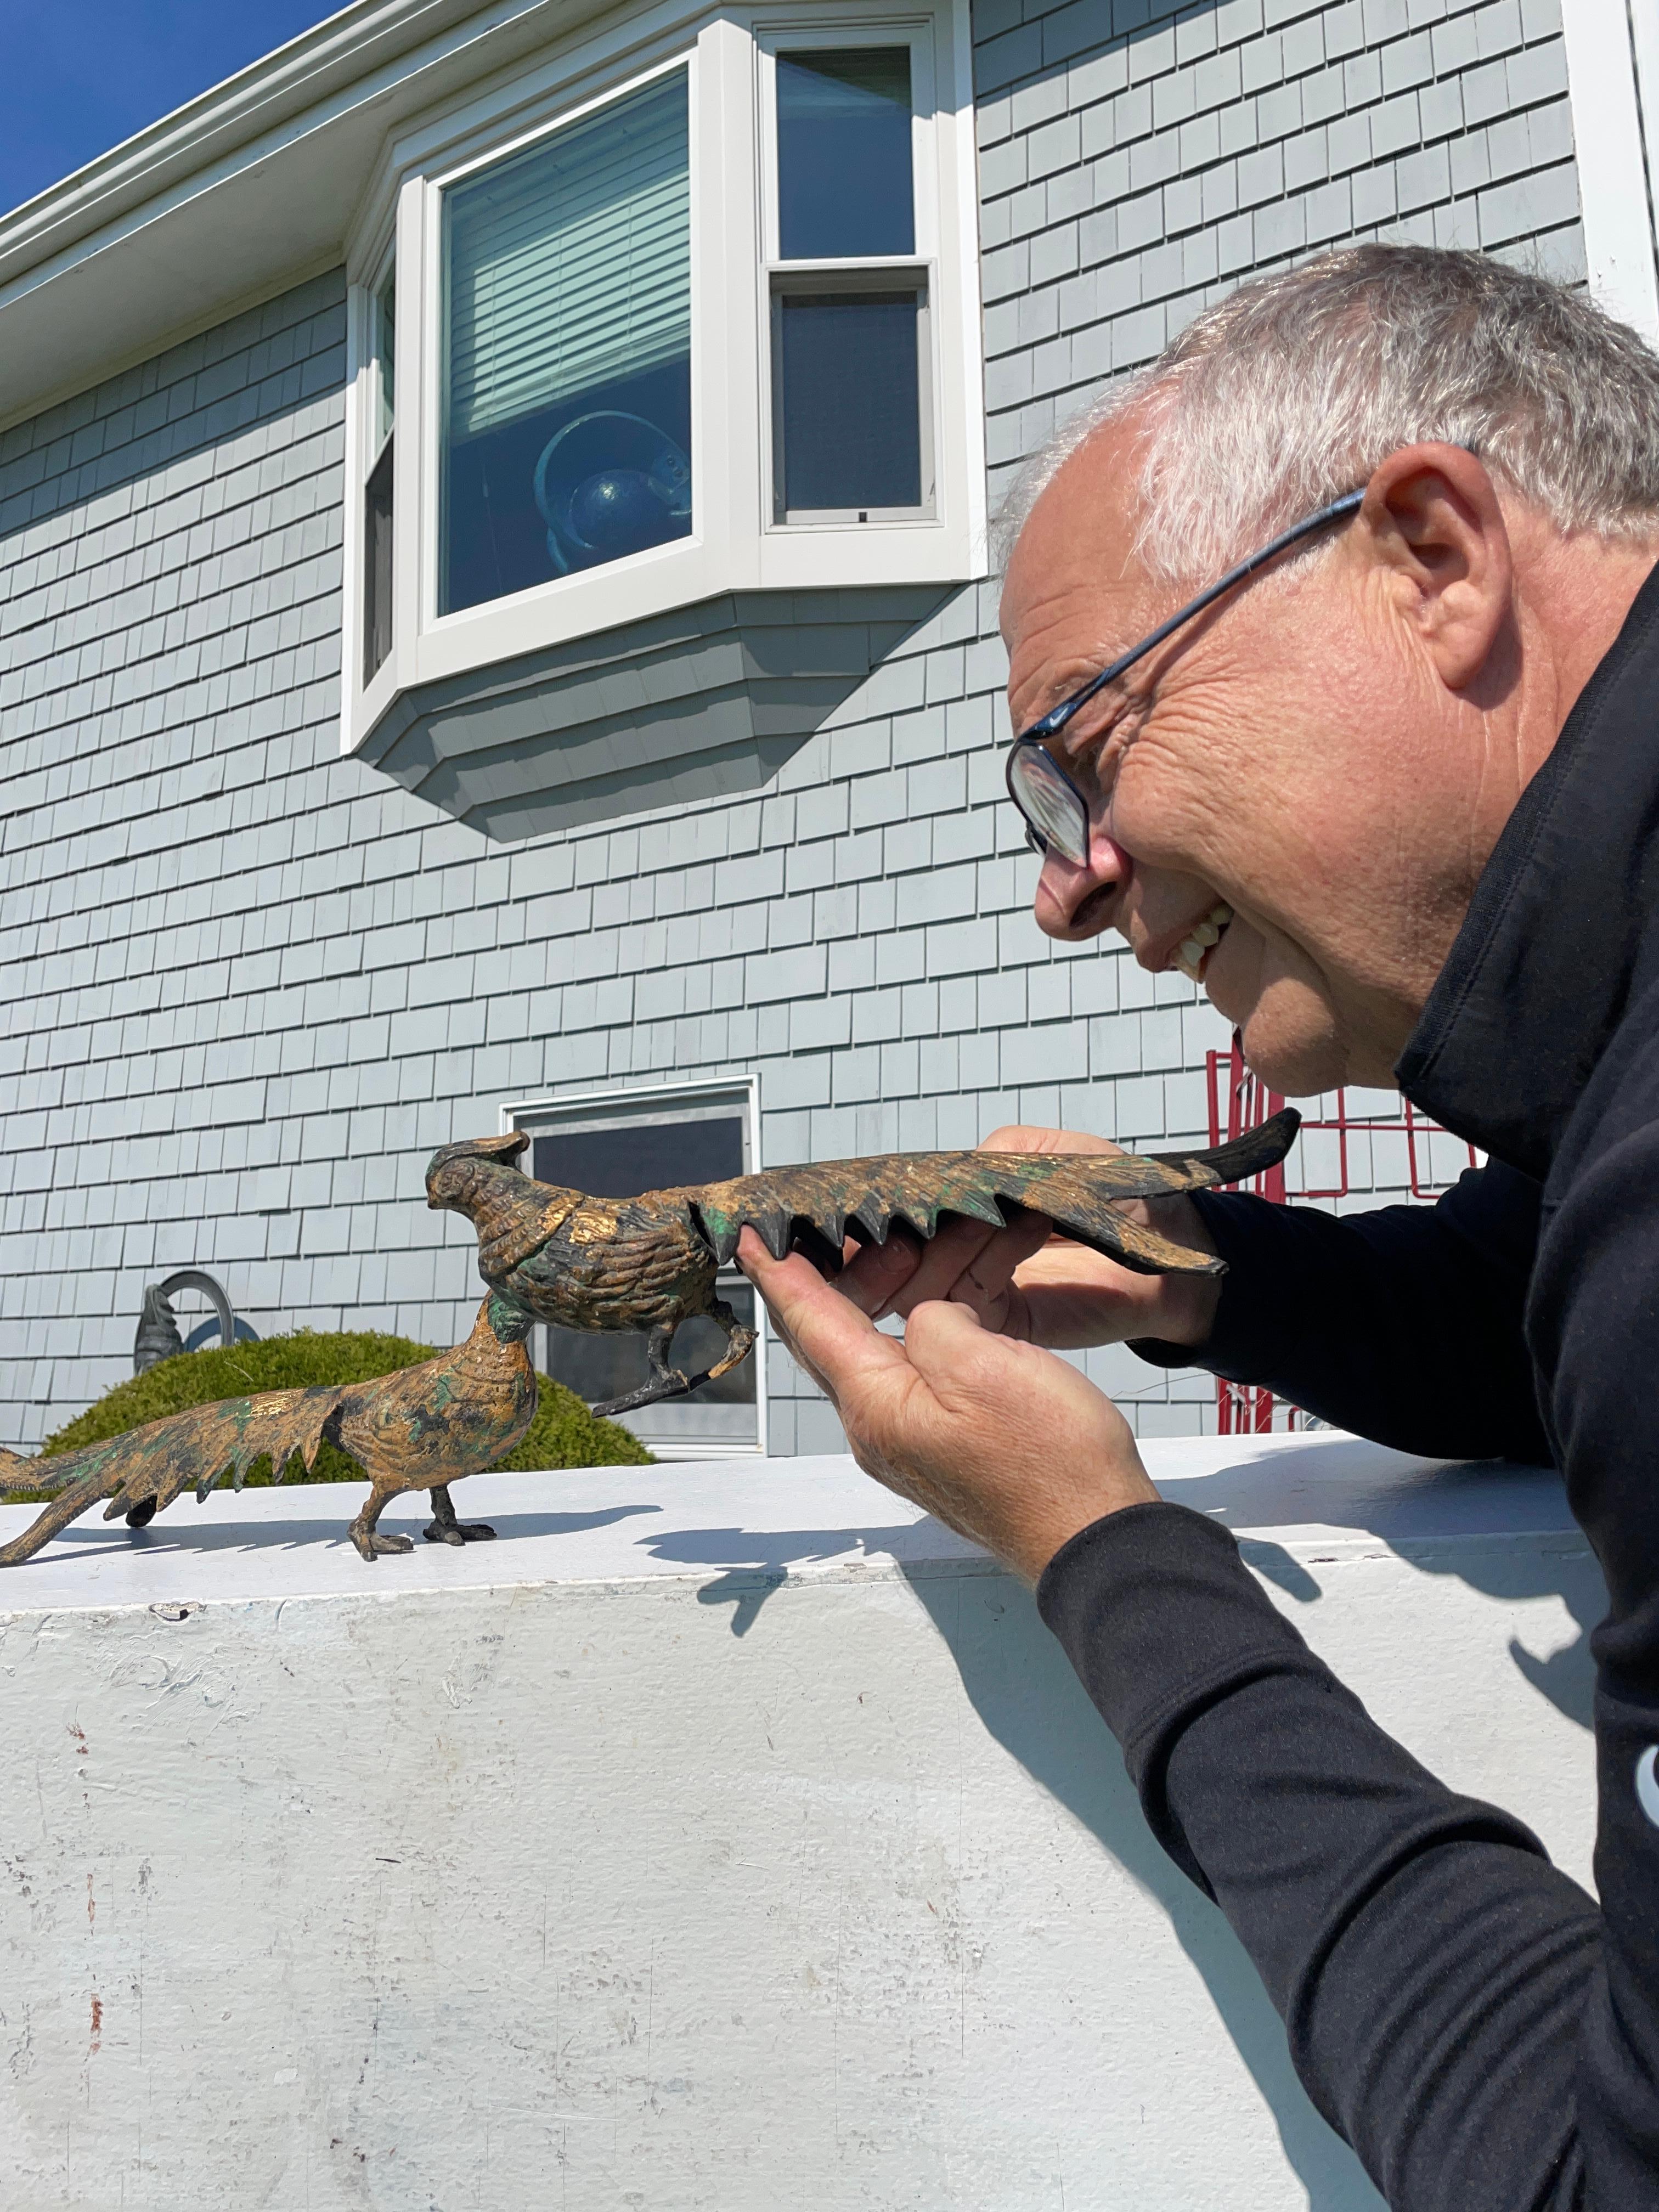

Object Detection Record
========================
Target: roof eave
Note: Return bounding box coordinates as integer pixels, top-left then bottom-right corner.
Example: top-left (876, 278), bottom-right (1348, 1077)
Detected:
top-left (0, 0), bottom-right (598, 433)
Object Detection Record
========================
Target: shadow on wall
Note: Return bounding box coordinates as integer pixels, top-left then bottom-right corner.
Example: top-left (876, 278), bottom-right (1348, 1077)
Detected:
top-left (669, 1526), bottom-right (1385, 2211)
top-left (911, 1566), bottom-right (1392, 2212)
top-left (656, 1441), bottom-right (1604, 2212)
top-left (668, 1531), bottom-right (1380, 2203)
top-left (1207, 1440), bottom-right (1600, 1733)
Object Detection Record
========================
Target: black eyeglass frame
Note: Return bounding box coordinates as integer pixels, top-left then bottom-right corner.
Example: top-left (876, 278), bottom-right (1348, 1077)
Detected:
top-left (1005, 487), bottom-right (1367, 862)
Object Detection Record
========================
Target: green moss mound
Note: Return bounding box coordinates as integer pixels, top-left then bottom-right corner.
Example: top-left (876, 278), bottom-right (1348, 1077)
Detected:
top-left (4, 1329), bottom-right (650, 1499)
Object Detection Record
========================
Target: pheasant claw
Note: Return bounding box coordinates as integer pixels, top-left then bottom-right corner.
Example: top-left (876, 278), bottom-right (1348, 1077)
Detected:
top-left (423, 1483), bottom-right (496, 1546)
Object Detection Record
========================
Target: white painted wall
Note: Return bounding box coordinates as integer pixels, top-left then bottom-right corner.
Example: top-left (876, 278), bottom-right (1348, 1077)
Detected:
top-left (1, 1438), bottom-right (1600, 2210)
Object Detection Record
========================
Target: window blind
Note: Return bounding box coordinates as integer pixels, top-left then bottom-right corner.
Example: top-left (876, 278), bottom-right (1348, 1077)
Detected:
top-left (445, 72), bottom-right (690, 443)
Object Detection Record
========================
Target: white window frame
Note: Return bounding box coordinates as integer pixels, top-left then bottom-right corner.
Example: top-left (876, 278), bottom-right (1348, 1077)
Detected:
top-left (339, 0), bottom-right (983, 757)
top-left (341, 232), bottom-right (401, 743)
top-left (501, 1074), bottom-right (768, 1459)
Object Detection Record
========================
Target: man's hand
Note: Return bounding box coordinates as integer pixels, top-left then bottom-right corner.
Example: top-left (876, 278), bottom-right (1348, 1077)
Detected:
top-left (738, 1230), bottom-right (1159, 1585)
top-left (834, 1124), bottom-right (1223, 1351)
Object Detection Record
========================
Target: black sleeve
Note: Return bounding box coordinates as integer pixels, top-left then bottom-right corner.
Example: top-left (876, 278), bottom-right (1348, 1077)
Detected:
top-left (1039, 1506), bottom-right (1601, 2211)
top-left (1131, 1160), bottom-right (1551, 1464)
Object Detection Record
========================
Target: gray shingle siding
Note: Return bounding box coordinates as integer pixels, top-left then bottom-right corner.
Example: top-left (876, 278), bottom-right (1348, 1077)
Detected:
top-left (977, 0), bottom-right (1583, 501)
top-left (0, 0), bottom-right (1585, 1453)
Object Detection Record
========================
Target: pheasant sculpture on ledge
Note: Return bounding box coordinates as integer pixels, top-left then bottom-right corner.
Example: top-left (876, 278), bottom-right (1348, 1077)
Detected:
top-left (0, 1110), bottom-right (1297, 1570)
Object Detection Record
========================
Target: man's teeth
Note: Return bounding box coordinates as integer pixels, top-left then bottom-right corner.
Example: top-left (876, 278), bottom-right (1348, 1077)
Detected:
top-left (1174, 902), bottom-right (1233, 981)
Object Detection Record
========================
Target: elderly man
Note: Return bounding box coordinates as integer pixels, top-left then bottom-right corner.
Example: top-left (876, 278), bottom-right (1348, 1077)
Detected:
top-left (738, 245), bottom-right (1659, 2210)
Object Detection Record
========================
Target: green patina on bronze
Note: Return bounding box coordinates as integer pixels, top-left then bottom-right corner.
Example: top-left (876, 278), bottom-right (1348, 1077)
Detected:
top-left (0, 1293), bottom-right (540, 1568)
top-left (424, 1108), bottom-right (1301, 1419)
top-left (0, 1110), bottom-right (1297, 1571)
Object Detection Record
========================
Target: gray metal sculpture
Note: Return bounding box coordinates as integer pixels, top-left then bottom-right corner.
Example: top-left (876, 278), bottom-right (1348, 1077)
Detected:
top-left (133, 1269), bottom-right (247, 1373)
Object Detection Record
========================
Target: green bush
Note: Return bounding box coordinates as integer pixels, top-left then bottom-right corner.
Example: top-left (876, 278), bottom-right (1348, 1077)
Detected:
top-left (4, 1328), bottom-right (651, 1499)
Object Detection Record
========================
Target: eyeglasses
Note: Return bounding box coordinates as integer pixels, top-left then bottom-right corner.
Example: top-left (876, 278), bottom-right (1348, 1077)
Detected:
top-left (1005, 488), bottom-right (1366, 865)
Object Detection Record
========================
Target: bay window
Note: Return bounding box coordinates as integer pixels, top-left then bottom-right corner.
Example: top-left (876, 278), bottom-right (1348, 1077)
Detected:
top-left (341, 0), bottom-right (983, 821)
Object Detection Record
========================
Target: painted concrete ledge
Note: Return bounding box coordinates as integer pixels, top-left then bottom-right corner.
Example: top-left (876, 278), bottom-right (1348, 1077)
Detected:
top-left (0, 1437), bottom-right (1601, 2211)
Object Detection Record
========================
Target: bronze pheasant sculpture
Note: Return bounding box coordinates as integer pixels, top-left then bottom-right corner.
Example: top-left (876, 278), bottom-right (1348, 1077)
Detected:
top-left (0, 1110), bottom-right (1296, 1570)
top-left (425, 1108), bottom-right (1301, 1415)
top-left (0, 1293), bottom-right (538, 1567)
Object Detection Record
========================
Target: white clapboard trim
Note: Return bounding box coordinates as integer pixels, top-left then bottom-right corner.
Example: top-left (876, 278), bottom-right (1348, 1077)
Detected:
top-left (1561, 0), bottom-right (1659, 344)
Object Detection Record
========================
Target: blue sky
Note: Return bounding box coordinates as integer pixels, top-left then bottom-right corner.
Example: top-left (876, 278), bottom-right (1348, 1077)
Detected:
top-left (0, 1), bottom-right (345, 218)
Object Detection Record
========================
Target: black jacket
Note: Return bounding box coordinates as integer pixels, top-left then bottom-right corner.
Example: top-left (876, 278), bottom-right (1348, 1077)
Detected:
top-left (1038, 560), bottom-right (1659, 2210)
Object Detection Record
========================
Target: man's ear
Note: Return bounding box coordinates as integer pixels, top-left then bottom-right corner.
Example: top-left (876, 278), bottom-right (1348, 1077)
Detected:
top-left (1357, 443), bottom-right (1514, 695)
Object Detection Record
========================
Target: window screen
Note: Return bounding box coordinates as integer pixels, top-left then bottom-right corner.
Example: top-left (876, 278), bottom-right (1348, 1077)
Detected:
top-left (777, 291), bottom-right (921, 512)
top-left (532, 1117), bottom-right (741, 1196)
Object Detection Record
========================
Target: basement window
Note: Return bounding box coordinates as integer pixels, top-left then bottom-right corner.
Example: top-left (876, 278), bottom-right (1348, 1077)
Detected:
top-left (504, 1081), bottom-right (763, 1457)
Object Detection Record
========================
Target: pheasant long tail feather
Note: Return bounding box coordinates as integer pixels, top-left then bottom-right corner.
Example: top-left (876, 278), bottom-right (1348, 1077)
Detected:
top-left (0, 1387), bottom-right (349, 1570)
top-left (0, 1445), bottom-right (61, 1493)
top-left (689, 1108), bottom-right (1300, 1277)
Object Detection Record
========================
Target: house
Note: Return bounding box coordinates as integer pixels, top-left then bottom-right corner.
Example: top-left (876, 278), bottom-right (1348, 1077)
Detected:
top-left (2, 0), bottom-right (1654, 1457)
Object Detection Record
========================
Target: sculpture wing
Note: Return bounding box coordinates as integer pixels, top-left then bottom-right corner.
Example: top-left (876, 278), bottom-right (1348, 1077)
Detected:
top-left (0, 1386), bottom-right (348, 1569)
top-left (684, 1108), bottom-right (1299, 1278)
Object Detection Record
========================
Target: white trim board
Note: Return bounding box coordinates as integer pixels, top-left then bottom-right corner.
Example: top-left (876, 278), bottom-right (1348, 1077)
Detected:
top-left (1561, 0), bottom-right (1659, 345)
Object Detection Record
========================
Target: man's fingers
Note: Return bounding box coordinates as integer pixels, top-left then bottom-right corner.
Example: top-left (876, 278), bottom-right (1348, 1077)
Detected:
top-left (737, 1230), bottom-right (911, 1403)
top-left (868, 1214), bottom-right (998, 1318)
top-left (978, 1122), bottom-right (1126, 1158)
top-left (946, 1207), bottom-right (1053, 1304)
top-left (837, 1208), bottom-right (1053, 1327)
top-left (837, 1225), bottom-right (924, 1316)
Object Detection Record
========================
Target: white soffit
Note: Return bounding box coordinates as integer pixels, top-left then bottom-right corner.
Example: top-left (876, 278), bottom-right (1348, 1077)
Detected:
top-left (0, 0), bottom-right (616, 431)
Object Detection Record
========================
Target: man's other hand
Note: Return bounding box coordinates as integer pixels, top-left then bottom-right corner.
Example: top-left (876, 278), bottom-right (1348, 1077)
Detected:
top-left (833, 1124), bottom-right (1224, 1352)
top-left (737, 1229), bottom-right (1159, 1585)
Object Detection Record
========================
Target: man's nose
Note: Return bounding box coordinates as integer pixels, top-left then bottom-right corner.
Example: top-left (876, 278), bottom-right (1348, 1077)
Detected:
top-left (1034, 831), bottom-right (1132, 940)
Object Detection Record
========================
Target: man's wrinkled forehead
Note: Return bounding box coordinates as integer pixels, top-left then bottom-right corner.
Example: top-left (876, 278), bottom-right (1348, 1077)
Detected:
top-left (1001, 417), bottom-right (1167, 656)
top-left (1001, 419), bottom-right (1170, 714)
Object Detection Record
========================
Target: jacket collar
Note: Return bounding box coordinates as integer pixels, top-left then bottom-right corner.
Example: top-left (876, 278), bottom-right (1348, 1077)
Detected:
top-left (1396, 560), bottom-right (1659, 1181)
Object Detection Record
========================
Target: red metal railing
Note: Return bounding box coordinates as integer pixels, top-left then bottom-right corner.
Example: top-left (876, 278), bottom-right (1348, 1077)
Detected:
top-left (1204, 1042), bottom-right (1478, 1434)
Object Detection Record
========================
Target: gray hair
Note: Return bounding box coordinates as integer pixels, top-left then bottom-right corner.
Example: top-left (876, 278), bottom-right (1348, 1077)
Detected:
top-left (995, 245), bottom-right (1659, 585)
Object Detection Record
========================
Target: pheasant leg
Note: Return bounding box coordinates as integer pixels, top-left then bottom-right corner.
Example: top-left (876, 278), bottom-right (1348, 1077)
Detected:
top-left (590, 1301), bottom-right (758, 1418)
top-left (423, 1482), bottom-right (495, 1547)
top-left (590, 1323), bottom-right (689, 1417)
top-left (701, 1297), bottom-right (757, 1383)
top-left (347, 1477), bottom-right (415, 1561)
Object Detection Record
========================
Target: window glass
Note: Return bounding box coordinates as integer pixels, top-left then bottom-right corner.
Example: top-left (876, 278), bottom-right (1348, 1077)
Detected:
top-left (777, 290), bottom-right (921, 512)
top-left (776, 48), bottom-right (913, 259)
top-left (363, 440), bottom-right (394, 684)
top-left (441, 71), bottom-right (692, 616)
top-left (541, 1285), bottom-right (758, 1424)
top-left (374, 269), bottom-right (396, 445)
